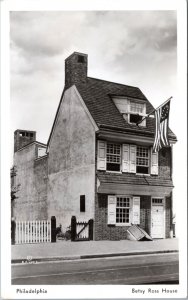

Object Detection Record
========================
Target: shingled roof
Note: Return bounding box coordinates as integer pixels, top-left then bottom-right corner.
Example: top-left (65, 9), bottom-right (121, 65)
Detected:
top-left (97, 172), bottom-right (174, 188)
top-left (47, 52), bottom-right (177, 146)
top-left (76, 77), bottom-right (176, 140)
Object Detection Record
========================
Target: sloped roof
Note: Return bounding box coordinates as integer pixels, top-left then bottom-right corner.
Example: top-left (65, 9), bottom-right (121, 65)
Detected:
top-left (47, 76), bottom-right (177, 146)
top-left (97, 172), bottom-right (174, 188)
top-left (76, 77), bottom-right (176, 140)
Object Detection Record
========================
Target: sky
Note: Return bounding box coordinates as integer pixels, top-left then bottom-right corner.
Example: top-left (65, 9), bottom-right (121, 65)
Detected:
top-left (10, 10), bottom-right (185, 233)
top-left (10, 11), bottom-right (177, 145)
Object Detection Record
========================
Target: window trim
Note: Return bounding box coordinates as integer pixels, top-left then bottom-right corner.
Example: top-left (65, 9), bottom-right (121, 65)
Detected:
top-left (106, 142), bottom-right (121, 172)
top-left (115, 195), bottom-right (132, 226)
top-left (136, 145), bottom-right (150, 175)
top-left (128, 101), bottom-right (146, 126)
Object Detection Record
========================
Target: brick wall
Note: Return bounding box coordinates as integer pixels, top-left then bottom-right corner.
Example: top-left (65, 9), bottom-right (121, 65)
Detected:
top-left (95, 194), bottom-right (153, 240)
top-left (158, 147), bottom-right (171, 178)
top-left (165, 195), bottom-right (172, 238)
top-left (65, 52), bottom-right (87, 89)
top-left (140, 196), bottom-right (151, 235)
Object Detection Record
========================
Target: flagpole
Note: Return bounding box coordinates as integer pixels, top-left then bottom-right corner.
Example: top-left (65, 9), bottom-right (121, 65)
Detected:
top-left (136, 96), bottom-right (173, 125)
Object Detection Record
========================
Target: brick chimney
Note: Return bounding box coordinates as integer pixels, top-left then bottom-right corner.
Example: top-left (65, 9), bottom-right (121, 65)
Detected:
top-left (65, 52), bottom-right (88, 89)
top-left (14, 129), bottom-right (36, 152)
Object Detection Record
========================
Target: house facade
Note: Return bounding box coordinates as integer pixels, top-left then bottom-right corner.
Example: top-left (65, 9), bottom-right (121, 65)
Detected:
top-left (12, 52), bottom-right (177, 240)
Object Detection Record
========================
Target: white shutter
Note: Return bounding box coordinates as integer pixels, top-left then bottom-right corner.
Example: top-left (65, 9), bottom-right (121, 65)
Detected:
top-left (132, 197), bottom-right (140, 224)
top-left (122, 144), bottom-right (130, 172)
top-left (107, 196), bottom-right (116, 225)
top-left (130, 145), bottom-right (136, 173)
top-left (97, 140), bottom-right (106, 170)
top-left (151, 148), bottom-right (158, 175)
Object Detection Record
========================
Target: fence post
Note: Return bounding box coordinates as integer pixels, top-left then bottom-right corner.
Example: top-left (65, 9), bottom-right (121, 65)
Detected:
top-left (89, 219), bottom-right (94, 240)
top-left (51, 216), bottom-right (56, 243)
top-left (71, 216), bottom-right (76, 241)
top-left (11, 220), bottom-right (16, 245)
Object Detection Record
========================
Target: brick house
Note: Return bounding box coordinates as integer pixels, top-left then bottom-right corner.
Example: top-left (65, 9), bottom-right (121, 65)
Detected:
top-left (12, 52), bottom-right (177, 240)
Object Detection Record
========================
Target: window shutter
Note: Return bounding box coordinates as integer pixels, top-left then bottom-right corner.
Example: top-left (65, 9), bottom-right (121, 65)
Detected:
top-left (132, 197), bottom-right (140, 224)
top-left (151, 148), bottom-right (158, 175)
top-left (122, 144), bottom-right (130, 172)
top-left (97, 140), bottom-right (106, 170)
top-left (107, 196), bottom-right (116, 225)
top-left (130, 145), bottom-right (136, 173)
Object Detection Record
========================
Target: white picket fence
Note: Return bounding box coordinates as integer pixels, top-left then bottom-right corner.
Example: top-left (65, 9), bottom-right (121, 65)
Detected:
top-left (76, 221), bottom-right (89, 240)
top-left (15, 220), bottom-right (51, 244)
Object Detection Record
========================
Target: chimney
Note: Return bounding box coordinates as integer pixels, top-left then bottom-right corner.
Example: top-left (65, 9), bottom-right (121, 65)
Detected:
top-left (65, 52), bottom-right (88, 89)
top-left (14, 129), bottom-right (36, 152)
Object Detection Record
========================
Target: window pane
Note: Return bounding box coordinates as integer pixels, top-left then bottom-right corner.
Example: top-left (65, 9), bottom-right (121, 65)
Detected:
top-left (130, 102), bottom-right (144, 114)
top-left (116, 197), bottom-right (130, 224)
top-left (136, 146), bottom-right (149, 174)
top-left (106, 143), bottom-right (121, 171)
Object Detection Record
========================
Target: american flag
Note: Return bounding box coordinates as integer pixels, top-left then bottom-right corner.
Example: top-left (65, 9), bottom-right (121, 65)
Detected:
top-left (153, 100), bottom-right (171, 152)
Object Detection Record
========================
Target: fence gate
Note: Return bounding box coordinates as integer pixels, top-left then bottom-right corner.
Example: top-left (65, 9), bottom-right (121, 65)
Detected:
top-left (71, 216), bottom-right (94, 241)
top-left (15, 220), bottom-right (51, 244)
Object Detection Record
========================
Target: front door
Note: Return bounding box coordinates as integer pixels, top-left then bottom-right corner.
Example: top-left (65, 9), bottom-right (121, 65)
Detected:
top-left (151, 198), bottom-right (164, 238)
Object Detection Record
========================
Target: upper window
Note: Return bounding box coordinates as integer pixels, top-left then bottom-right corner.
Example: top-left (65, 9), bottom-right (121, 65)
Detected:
top-left (128, 101), bottom-right (146, 126)
top-left (106, 143), bottom-right (121, 172)
top-left (97, 140), bottom-right (158, 175)
top-left (136, 146), bottom-right (149, 174)
top-left (112, 97), bottom-right (146, 126)
top-left (130, 102), bottom-right (144, 114)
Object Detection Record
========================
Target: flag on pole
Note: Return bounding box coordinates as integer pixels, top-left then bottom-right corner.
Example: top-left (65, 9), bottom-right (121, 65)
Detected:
top-left (153, 99), bottom-right (171, 152)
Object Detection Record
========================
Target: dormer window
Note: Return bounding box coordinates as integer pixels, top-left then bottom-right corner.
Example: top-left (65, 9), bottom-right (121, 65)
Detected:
top-left (128, 101), bottom-right (146, 126)
top-left (112, 97), bottom-right (146, 126)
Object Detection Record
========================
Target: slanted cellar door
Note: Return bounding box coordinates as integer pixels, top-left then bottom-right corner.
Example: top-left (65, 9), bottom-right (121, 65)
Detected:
top-left (151, 198), bottom-right (164, 239)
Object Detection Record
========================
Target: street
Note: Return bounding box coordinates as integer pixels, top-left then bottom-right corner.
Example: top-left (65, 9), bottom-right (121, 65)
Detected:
top-left (12, 253), bottom-right (179, 285)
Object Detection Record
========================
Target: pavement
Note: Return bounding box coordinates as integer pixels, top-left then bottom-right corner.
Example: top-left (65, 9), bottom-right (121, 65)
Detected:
top-left (11, 238), bottom-right (178, 264)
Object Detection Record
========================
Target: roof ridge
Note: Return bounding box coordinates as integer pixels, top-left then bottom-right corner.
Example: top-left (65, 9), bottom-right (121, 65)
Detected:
top-left (16, 141), bottom-right (47, 152)
top-left (87, 76), bottom-right (141, 90)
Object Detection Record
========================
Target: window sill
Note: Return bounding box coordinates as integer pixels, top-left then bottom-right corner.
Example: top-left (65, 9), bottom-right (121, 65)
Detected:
top-left (115, 223), bottom-right (131, 227)
top-left (136, 173), bottom-right (150, 176)
top-left (106, 171), bottom-right (122, 174)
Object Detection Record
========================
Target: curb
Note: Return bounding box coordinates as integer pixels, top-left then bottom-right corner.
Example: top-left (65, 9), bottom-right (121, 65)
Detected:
top-left (11, 249), bottom-right (178, 264)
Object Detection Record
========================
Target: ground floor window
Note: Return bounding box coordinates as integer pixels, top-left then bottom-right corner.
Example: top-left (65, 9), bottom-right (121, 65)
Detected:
top-left (108, 195), bottom-right (140, 225)
top-left (116, 197), bottom-right (130, 224)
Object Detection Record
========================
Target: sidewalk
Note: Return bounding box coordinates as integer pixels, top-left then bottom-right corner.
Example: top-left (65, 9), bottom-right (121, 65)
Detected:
top-left (11, 238), bottom-right (178, 263)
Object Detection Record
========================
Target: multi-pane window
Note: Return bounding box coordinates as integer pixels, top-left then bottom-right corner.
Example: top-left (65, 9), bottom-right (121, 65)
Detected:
top-left (152, 198), bottom-right (163, 205)
top-left (116, 197), bottom-right (130, 224)
top-left (106, 143), bottom-right (121, 171)
top-left (130, 102), bottom-right (144, 114)
top-left (136, 146), bottom-right (149, 174)
top-left (129, 101), bottom-right (146, 126)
